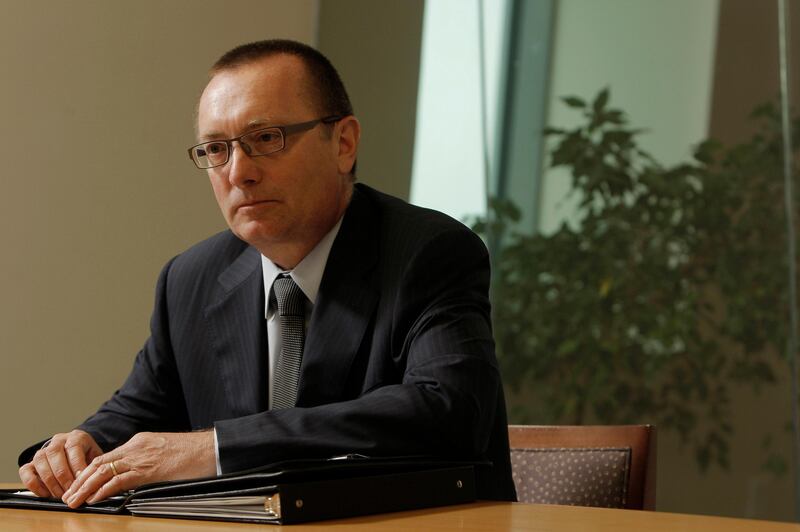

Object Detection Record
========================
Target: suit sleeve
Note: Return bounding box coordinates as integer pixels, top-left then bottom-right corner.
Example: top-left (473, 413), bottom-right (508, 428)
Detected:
top-left (214, 227), bottom-right (501, 467)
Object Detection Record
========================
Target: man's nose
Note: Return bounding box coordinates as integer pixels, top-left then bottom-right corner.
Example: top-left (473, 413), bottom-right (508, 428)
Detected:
top-left (226, 141), bottom-right (261, 187)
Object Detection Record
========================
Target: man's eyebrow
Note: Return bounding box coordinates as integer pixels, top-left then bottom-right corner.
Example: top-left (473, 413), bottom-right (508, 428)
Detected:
top-left (197, 119), bottom-right (276, 141)
top-left (245, 118), bottom-right (275, 130)
top-left (197, 131), bottom-right (226, 142)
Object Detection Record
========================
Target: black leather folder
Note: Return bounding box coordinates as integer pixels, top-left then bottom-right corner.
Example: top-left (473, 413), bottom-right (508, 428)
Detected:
top-left (0, 456), bottom-right (477, 524)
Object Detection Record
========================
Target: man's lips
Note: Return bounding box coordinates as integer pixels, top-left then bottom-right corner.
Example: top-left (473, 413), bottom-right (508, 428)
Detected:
top-left (236, 199), bottom-right (277, 211)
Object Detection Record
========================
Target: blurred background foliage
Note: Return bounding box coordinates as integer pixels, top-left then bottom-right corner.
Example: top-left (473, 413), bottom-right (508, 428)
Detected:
top-left (473, 89), bottom-right (800, 472)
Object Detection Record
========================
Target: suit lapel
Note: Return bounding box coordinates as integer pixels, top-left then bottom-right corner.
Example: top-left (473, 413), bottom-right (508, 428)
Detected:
top-left (298, 186), bottom-right (379, 406)
top-left (204, 244), bottom-right (268, 416)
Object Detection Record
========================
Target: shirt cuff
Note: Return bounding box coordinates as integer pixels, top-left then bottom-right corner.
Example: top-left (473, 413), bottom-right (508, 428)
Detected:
top-left (213, 428), bottom-right (222, 475)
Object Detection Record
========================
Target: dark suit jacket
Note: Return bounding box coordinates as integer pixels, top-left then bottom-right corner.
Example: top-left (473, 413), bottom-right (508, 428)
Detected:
top-left (20, 184), bottom-right (516, 501)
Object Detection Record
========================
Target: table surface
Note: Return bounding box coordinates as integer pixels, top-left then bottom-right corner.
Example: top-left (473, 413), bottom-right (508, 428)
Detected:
top-left (2, 483), bottom-right (799, 531)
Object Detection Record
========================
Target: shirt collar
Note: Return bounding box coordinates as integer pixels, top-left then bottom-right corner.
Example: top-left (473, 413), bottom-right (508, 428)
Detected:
top-left (261, 216), bottom-right (344, 318)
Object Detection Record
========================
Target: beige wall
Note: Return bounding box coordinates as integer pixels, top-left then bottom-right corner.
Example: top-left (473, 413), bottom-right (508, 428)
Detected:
top-left (318, 0), bottom-right (424, 200)
top-left (0, 0), bottom-right (316, 481)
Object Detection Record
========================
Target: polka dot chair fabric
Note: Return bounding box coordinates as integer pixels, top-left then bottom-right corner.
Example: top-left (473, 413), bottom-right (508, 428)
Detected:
top-left (507, 425), bottom-right (657, 510)
top-left (510, 447), bottom-right (631, 508)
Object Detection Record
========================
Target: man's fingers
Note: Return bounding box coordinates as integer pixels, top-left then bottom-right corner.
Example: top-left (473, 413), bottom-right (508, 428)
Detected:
top-left (44, 443), bottom-right (76, 493)
top-left (65, 461), bottom-right (120, 509)
top-left (19, 430), bottom-right (104, 502)
top-left (86, 468), bottom-right (133, 505)
top-left (31, 452), bottom-right (62, 498)
top-left (62, 458), bottom-right (98, 503)
top-left (65, 430), bottom-right (102, 475)
top-left (65, 444), bottom-right (88, 478)
top-left (18, 463), bottom-right (51, 498)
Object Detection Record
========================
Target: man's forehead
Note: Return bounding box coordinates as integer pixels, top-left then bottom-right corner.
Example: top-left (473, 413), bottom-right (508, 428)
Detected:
top-left (204, 55), bottom-right (311, 102)
top-left (196, 55), bottom-right (313, 136)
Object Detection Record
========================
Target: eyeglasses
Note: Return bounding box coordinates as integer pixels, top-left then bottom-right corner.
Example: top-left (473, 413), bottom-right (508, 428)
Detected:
top-left (187, 115), bottom-right (343, 169)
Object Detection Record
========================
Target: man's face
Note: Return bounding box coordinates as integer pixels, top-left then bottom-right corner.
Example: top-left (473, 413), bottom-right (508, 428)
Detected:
top-left (196, 55), bottom-right (357, 266)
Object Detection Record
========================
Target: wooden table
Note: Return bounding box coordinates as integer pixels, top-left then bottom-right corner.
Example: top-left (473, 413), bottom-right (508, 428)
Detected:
top-left (2, 484), bottom-right (799, 531)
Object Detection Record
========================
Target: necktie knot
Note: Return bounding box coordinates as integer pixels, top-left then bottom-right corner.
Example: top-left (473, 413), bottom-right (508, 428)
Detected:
top-left (273, 276), bottom-right (305, 317)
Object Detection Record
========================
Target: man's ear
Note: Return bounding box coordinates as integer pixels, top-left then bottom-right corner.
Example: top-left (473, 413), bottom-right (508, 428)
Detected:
top-left (336, 116), bottom-right (361, 175)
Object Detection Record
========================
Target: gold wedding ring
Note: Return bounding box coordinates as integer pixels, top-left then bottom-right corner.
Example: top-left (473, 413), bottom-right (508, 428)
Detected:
top-left (109, 461), bottom-right (119, 476)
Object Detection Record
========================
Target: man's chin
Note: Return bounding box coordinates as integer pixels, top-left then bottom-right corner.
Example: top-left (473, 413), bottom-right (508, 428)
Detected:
top-left (231, 221), bottom-right (286, 248)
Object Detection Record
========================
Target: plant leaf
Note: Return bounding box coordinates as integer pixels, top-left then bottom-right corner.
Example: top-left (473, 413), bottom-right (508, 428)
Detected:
top-left (561, 96), bottom-right (586, 109)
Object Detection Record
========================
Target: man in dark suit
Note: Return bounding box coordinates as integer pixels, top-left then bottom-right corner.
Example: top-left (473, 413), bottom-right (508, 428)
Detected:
top-left (18, 40), bottom-right (516, 506)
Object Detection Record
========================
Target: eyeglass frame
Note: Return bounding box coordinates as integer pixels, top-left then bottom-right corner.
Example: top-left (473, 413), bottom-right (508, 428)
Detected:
top-left (187, 115), bottom-right (344, 169)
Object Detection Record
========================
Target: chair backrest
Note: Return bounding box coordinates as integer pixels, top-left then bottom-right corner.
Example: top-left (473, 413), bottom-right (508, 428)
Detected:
top-left (508, 424), bottom-right (656, 510)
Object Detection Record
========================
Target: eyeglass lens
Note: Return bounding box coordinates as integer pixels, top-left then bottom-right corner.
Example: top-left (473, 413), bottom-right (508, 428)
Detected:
top-left (192, 128), bottom-right (285, 168)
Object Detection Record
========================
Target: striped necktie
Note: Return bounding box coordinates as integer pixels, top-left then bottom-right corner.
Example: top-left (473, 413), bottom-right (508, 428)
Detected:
top-left (271, 275), bottom-right (306, 409)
